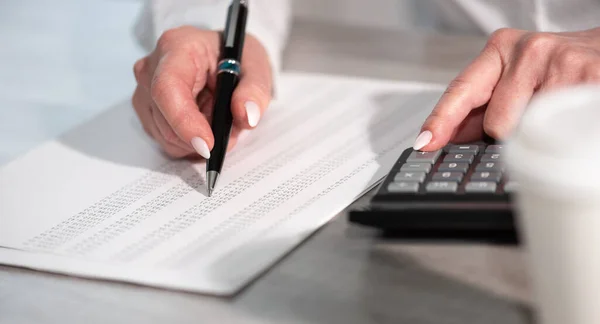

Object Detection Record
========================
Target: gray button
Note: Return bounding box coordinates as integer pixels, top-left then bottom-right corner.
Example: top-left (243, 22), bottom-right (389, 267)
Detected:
top-left (486, 145), bottom-right (505, 153)
top-left (504, 182), bottom-right (519, 193)
top-left (388, 182), bottom-right (420, 193)
top-left (438, 162), bottom-right (469, 173)
top-left (470, 172), bottom-right (502, 182)
top-left (426, 182), bottom-right (458, 193)
top-left (394, 172), bottom-right (427, 182)
top-left (406, 150), bottom-right (442, 164)
top-left (443, 153), bottom-right (475, 163)
top-left (465, 182), bottom-right (497, 193)
top-left (449, 145), bottom-right (479, 154)
top-left (475, 162), bottom-right (503, 172)
top-left (480, 153), bottom-right (502, 162)
top-left (400, 163), bottom-right (431, 172)
top-left (432, 172), bottom-right (463, 182)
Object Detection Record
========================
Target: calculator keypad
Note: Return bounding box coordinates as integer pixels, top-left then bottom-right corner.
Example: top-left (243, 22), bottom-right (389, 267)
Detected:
top-left (388, 182), bottom-right (420, 193)
top-left (406, 151), bottom-right (442, 164)
top-left (437, 162), bottom-right (469, 173)
top-left (431, 172), bottom-right (463, 182)
top-left (443, 153), bottom-right (475, 164)
top-left (475, 162), bottom-right (503, 172)
top-left (465, 182), bottom-right (497, 193)
top-left (394, 172), bottom-right (427, 182)
top-left (470, 172), bottom-right (502, 182)
top-left (426, 182), bottom-right (458, 193)
top-left (481, 153), bottom-right (502, 162)
top-left (400, 163), bottom-right (431, 172)
top-left (485, 145), bottom-right (504, 153)
top-left (387, 144), bottom-right (514, 195)
top-left (448, 145), bottom-right (479, 154)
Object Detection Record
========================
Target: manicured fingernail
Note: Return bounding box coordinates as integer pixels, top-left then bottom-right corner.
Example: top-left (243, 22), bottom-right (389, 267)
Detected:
top-left (245, 101), bottom-right (261, 127)
top-left (191, 137), bottom-right (211, 159)
top-left (413, 130), bottom-right (433, 150)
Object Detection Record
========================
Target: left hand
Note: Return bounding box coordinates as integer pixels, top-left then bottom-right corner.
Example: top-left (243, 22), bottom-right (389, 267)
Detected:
top-left (413, 27), bottom-right (600, 151)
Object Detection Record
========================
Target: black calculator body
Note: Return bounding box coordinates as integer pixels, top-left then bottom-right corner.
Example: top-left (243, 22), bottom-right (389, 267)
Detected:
top-left (349, 144), bottom-right (518, 238)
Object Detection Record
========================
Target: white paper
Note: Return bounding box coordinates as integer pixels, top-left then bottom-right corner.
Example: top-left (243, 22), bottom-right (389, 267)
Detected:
top-left (0, 73), bottom-right (443, 295)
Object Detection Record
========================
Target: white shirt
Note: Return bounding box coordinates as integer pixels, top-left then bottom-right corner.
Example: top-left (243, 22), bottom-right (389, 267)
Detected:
top-left (134, 0), bottom-right (600, 75)
top-left (427, 0), bottom-right (600, 35)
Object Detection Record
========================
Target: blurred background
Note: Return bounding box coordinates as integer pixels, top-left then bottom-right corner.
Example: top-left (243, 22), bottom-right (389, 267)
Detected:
top-left (0, 0), bottom-right (465, 165)
top-left (0, 0), bottom-right (144, 165)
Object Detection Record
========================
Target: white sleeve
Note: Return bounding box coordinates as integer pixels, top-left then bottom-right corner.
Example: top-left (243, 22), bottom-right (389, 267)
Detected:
top-left (134, 0), bottom-right (292, 84)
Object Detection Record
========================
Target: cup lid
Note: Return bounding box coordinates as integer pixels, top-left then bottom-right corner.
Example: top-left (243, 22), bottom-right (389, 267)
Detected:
top-left (506, 84), bottom-right (600, 198)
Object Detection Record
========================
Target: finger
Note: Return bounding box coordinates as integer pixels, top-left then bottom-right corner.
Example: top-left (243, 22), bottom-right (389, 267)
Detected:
top-left (231, 36), bottom-right (273, 129)
top-left (132, 86), bottom-right (158, 139)
top-left (133, 87), bottom-right (190, 158)
top-left (134, 57), bottom-right (152, 92)
top-left (483, 69), bottom-right (537, 141)
top-left (197, 88), bottom-right (215, 124)
top-left (228, 126), bottom-right (247, 152)
top-left (415, 40), bottom-right (505, 151)
top-left (151, 50), bottom-right (213, 159)
top-left (449, 106), bottom-right (486, 144)
top-left (156, 137), bottom-right (194, 159)
top-left (148, 107), bottom-right (194, 158)
top-left (151, 104), bottom-right (195, 153)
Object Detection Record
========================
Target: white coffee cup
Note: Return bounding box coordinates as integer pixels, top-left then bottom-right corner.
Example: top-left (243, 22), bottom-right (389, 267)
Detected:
top-left (505, 84), bottom-right (600, 324)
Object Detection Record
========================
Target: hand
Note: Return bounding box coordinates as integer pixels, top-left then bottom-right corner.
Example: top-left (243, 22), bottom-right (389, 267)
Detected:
top-left (414, 27), bottom-right (600, 151)
top-left (132, 26), bottom-right (273, 159)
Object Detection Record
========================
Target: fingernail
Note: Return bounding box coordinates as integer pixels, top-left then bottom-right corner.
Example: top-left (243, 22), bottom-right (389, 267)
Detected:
top-left (413, 130), bottom-right (433, 150)
top-left (245, 101), bottom-right (261, 127)
top-left (191, 137), bottom-right (211, 159)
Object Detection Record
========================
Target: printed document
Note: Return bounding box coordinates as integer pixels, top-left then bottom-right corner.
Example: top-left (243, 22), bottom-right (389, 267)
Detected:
top-left (0, 73), bottom-right (443, 295)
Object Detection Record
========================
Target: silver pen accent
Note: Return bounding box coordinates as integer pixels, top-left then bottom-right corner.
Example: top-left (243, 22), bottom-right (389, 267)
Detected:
top-left (207, 171), bottom-right (219, 197)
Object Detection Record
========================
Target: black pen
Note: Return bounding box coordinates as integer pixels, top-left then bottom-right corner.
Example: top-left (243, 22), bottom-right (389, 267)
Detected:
top-left (206, 0), bottom-right (248, 197)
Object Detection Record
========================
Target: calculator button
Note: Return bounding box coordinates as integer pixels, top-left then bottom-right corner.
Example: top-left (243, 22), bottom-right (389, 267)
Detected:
top-left (475, 162), bottom-right (503, 172)
top-left (465, 182), bottom-right (497, 193)
top-left (406, 150), bottom-right (442, 164)
top-left (480, 153), bottom-right (502, 162)
top-left (394, 172), bottom-right (427, 183)
top-left (448, 145), bottom-right (479, 154)
top-left (400, 163), bottom-right (431, 173)
top-left (426, 182), bottom-right (458, 193)
top-left (470, 172), bottom-right (502, 183)
top-left (504, 182), bottom-right (519, 193)
top-left (486, 145), bottom-right (504, 153)
top-left (432, 172), bottom-right (464, 182)
top-left (438, 162), bottom-right (469, 173)
top-left (443, 153), bottom-right (475, 164)
top-left (388, 182), bottom-right (420, 193)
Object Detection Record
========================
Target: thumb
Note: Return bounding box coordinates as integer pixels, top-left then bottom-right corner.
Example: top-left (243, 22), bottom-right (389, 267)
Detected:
top-left (231, 35), bottom-right (274, 129)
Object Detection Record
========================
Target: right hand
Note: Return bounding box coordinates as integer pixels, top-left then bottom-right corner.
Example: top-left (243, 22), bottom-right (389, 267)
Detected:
top-left (414, 27), bottom-right (600, 151)
top-left (132, 26), bottom-right (274, 159)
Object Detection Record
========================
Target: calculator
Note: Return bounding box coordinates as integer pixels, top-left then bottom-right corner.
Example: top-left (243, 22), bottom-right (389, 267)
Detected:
top-left (349, 143), bottom-right (518, 238)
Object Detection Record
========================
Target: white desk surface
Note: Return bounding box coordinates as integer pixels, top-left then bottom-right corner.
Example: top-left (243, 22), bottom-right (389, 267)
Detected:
top-left (0, 1), bottom-right (532, 323)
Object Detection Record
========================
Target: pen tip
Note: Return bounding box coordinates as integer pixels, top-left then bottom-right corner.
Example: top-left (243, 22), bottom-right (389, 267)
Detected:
top-left (206, 171), bottom-right (219, 198)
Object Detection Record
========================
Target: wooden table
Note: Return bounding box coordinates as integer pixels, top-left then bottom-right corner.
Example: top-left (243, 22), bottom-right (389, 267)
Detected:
top-left (0, 18), bottom-right (533, 324)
